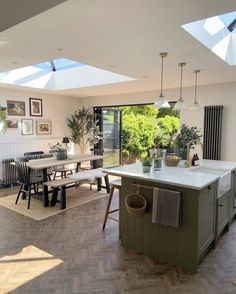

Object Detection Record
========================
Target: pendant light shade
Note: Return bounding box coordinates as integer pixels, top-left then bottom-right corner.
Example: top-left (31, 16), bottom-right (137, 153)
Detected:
top-left (174, 62), bottom-right (187, 110)
top-left (154, 52), bottom-right (170, 108)
top-left (190, 70), bottom-right (201, 111)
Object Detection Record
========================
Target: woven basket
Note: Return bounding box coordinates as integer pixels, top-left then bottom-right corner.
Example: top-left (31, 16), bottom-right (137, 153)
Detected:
top-left (125, 193), bottom-right (147, 217)
top-left (165, 154), bottom-right (181, 166)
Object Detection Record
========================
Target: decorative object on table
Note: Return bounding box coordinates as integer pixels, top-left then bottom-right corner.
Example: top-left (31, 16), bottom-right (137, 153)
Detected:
top-left (173, 124), bottom-right (202, 160)
top-left (62, 136), bottom-right (69, 147)
top-left (125, 192), bottom-right (147, 217)
top-left (0, 106), bottom-right (7, 133)
top-left (7, 100), bottom-right (25, 116)
top-left (49, 142), bottom-right (67, 160)
top-left (154, 52), bottom-right (170, 108)
top-left (141, 157), bottom-right (153, 173)
top-left (6, 119), bottom-right (18, 129)
top-left (36, 119), bottom-right (52, 135)
top-left (173, 62), bottom-right (187, 111)
top-left (29, 98), bottom-right (43, 117)
top-left (149, 148), bottom-right (166, 170)
top-left (67, 106), bottom-right (101, 154)
top-left (165, 153), bottom-right (181, 166)
top-left (21, 118), bottom-right (33, 135)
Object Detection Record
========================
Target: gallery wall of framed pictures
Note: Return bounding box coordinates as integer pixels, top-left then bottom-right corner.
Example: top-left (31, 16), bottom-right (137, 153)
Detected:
top-left (5, 97), bottom-right (52, 136)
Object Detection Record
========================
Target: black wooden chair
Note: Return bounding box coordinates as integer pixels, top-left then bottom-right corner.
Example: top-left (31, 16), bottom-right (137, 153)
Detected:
top-left (24, 151), bottom-right (53, 180)
top-left (15, 157), bottom-right (43, 209)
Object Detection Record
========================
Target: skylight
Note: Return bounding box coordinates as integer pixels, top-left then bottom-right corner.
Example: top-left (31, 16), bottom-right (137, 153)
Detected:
top-left (182, 11), bottom-right (236, 65)
top-left (34, 58), bottom-right (84, 72)
top-left (0, 58), bottom-right (135, 90)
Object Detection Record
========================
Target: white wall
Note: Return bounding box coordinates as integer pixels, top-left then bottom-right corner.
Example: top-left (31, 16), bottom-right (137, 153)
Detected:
top-left (79, 81), bottom-right (236, 161)
top-left (0, 87), bottom-right (82, 181)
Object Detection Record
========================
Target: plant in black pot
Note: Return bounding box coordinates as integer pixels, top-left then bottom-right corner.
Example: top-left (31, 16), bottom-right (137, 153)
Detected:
top-left (173, 124), bottom-right (202, 160)
top-left (50, 143), bottom-right (68, 160)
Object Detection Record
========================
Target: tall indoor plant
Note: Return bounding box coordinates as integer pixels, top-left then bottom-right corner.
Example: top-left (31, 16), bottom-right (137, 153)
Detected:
top-left (67, 106), bottom-right (101, 154)
top-left (173, 124), bottom-right (202, 159)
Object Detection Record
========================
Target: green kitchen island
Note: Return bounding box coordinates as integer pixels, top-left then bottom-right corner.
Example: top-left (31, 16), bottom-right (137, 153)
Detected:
top-left (104, 160), bottom-right (236, 273)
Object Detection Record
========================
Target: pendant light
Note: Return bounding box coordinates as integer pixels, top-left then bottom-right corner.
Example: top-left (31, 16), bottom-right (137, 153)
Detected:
top-left (173, 62), bottom-right (187, 110)
top-left (190, 70), bottom-right (201, 111)
top-left (154, 52), bottom-right (170, 108)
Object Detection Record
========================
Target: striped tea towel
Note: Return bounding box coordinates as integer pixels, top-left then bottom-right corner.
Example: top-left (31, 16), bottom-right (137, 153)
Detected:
top-left (152, 187), bottom-right (181, 228)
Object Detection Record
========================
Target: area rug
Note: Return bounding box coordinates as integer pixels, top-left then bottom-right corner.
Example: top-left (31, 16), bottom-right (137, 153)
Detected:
top-left (0, 186), bottom-right (108, 221)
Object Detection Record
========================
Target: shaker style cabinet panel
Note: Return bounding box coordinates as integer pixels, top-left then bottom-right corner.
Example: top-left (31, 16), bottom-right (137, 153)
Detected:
top-left (217, 190), bottom-right (230, 237)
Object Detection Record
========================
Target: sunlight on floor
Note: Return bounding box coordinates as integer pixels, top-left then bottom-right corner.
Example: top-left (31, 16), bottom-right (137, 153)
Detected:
top-left (0, 245), bottom-right (63, 293)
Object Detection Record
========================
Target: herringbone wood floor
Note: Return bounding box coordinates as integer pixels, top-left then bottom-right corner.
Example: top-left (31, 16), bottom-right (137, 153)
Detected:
top-left (0, 185), bottom-right (236, 294)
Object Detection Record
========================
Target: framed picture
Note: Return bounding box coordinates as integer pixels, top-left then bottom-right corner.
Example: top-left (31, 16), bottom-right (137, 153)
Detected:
top-left (21, 119), bottom-right (33, 135)
top-left (29, 98), bottom-right (43, 117)
top-left (6, 119), bottom-right (18, 129)
top-left (7, 100), bottom-right (25, 116)
top-left (36, 120), bottom-right (52, 135)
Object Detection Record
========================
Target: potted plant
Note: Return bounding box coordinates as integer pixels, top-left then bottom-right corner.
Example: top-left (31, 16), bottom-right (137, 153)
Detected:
top-left (67, 106), bottom-right (101, 154)
top-left (49, 143), bottom-right (68, 160)
top-left (141, 156), bottom-right (153, 173)
top-left (173, 124), bottom-right (202, 160)
top-left (0, 106), bottom-right (7, 133)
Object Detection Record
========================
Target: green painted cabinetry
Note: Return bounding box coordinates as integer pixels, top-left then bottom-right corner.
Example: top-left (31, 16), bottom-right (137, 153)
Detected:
top-left (120, 177), bottom-right (218, 273)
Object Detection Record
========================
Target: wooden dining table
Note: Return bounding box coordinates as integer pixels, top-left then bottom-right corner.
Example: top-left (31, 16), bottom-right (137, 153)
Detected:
top-left (25, 154), bottom-right (105, 207)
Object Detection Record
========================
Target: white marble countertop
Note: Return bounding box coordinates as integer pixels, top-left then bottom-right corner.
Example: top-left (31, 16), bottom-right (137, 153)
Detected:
top-left (103, 160), bottom-right (236, 190)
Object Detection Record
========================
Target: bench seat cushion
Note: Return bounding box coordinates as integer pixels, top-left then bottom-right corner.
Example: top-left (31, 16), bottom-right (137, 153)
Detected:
top-left (68, 168), bottom-right (106, 182)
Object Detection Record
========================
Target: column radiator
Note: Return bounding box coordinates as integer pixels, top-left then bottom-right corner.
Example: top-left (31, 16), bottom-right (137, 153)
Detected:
top-left (2, 158), bottom-right (17, 186)
top-left (203, 105), bottom-right (223, 160)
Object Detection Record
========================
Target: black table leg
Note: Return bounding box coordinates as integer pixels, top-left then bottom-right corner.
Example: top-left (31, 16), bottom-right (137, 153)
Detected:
top-left (42, 168), bottom-right (48, 182)
top-left (51, 187), bottom-right (59, 206)
top-left (97, 178), bottom-right (102, 191)
top-left (104, 175), bottom-right (110, 194)
top-left (43, 185), bottom-right (49, 207)
top-left (42, 168), bottom-right (49, 207)
top-left (60, 186), bottom-right (66, 209)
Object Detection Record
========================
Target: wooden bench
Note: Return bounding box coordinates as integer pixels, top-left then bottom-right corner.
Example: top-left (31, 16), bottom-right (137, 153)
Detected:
top-left (43, 168), bottom-right (110, 209)
top-left (68, 168), bottom-right (110, 193)
top-left (43, 177), bottom-right (79, 209)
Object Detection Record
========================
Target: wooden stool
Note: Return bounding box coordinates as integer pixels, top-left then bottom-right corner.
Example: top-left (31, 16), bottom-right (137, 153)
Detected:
top-left (102, 179), bottom-right (121, 230)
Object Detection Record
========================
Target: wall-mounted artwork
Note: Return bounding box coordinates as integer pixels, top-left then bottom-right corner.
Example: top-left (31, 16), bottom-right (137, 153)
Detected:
top-left (7, 100), bottom-right (25, 116)
top-left (6, 119), bottom-right (18, 129)
top-left (21, 119), bottom-right (33, 135)
top-left (29, 98), bottom-right (43, 117)
top-left (36, 120), bottom-right (52, 135)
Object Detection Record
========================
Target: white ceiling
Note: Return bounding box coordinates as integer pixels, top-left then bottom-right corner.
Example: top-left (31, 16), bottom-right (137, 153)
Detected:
top-left (0, 0), bottom-right (235, 98)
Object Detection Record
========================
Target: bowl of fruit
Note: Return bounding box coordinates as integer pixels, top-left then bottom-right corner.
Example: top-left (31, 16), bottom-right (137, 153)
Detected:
top-left (165, 153), bottom-right (181, 166)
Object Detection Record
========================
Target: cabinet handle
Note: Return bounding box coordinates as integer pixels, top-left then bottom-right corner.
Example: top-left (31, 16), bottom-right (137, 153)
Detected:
top-left (217, 204), bottom-right (223, 207)
top-left (208, 185), bottom-right (211, 190)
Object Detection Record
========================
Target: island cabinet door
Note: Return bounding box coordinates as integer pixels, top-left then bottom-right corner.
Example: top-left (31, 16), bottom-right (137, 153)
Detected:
top-left (229, 170), bottom-right (236, 221)
top-left (197, 181), bottom-right (217, 260)
top-left (119, 177), bottom-right (206, 273)
top-left (216, 190), bottom-right (230, 237)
